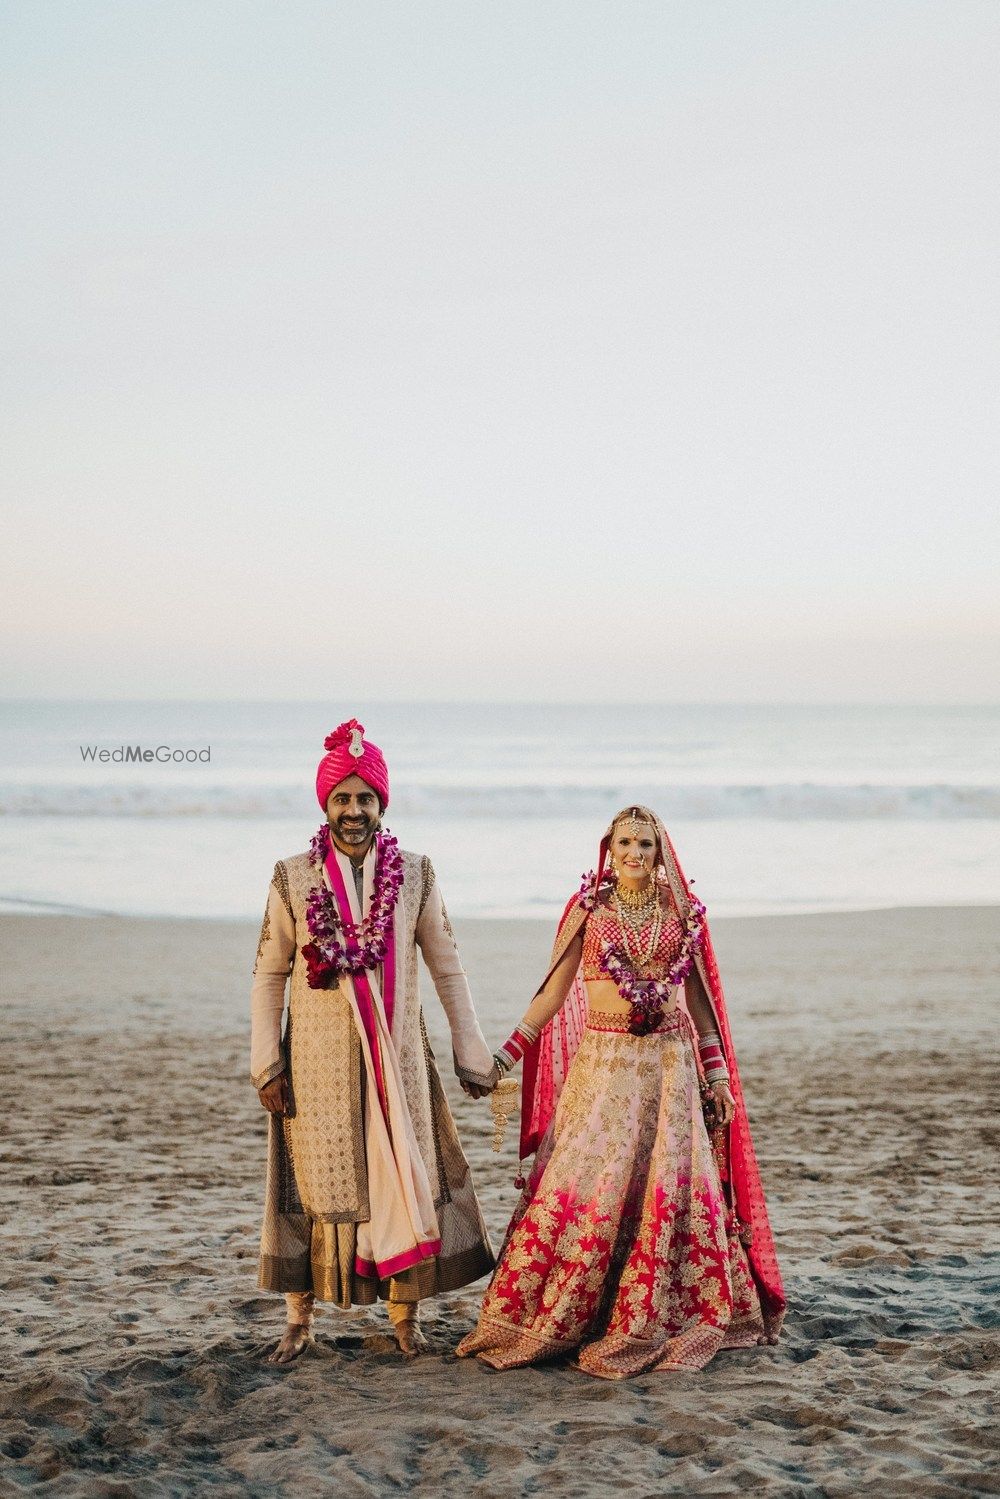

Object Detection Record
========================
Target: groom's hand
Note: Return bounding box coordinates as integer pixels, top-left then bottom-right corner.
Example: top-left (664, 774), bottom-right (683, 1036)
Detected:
top-left (259, 1074), bottom-right (289, 1113)
top-left (459, 1062), bottom-right (503, 1098)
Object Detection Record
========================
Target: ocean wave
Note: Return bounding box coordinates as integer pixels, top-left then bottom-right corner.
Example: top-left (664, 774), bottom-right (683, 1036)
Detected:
top-left (1, 783), bottom-right (998, 819)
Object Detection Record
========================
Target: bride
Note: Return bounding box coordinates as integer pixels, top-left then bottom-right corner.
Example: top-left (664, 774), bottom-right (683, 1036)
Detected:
top-left (458, 805), bottom-right (785, 1378)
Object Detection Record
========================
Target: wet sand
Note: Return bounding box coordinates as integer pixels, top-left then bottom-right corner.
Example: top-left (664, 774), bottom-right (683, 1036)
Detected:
top-left (1, 906), bottom-right (998, 1497)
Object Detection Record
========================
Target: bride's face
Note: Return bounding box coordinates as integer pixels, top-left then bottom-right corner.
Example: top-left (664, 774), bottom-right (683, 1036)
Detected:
top-left (611, 821), bottom-right (658, 881)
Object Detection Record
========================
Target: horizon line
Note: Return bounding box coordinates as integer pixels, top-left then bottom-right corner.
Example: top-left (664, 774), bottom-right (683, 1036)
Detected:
top-left (0, 697), bottom-right (998, 711)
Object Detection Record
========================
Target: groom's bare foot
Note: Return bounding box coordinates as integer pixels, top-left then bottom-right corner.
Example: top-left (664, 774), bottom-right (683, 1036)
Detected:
top-left (267, 1322), bottom-right (313, 1364)
top-left (393, 1317), bottom-right (428, 1358)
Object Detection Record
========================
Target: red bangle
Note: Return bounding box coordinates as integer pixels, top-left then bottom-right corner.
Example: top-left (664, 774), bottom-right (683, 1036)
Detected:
top-left (499, 1025), bottom-right (535, 1066)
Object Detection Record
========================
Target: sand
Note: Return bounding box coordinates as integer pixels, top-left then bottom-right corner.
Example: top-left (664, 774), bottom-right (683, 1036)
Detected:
top-left (1, 905), bottom-right (998, 1497)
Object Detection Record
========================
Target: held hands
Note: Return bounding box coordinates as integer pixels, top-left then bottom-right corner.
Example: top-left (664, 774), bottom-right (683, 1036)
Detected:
top-left (460, 1063), bottom-right (502, 1100)
top-left (461, 1019), bottom-right (540, 1100)
top-left (460, 1080), bottom-right (493, 1099)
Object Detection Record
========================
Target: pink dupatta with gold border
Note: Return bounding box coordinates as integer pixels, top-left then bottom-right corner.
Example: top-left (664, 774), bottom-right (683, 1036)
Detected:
top-left (325, 842), bottom-right (441, 1280)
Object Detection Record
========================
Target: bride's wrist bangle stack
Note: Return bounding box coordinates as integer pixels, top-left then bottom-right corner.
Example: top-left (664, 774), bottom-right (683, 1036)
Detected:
top-left (698, 1031), bottom-right (730, 1085)
top-left (493, 1019), bottom-right (541, 1077)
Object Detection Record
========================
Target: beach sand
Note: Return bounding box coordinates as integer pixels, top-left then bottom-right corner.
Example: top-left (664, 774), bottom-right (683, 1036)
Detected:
top-left (1, 906), bottom-right (998, 1497)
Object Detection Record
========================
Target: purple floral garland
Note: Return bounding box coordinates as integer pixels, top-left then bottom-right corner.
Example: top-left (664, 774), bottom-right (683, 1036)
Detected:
top-left (576, 867), bottom-right (616, 911)
top-left (300, 824), bottom-right (404, 989)
top-left (577, 869), bottom-right (707, 1036)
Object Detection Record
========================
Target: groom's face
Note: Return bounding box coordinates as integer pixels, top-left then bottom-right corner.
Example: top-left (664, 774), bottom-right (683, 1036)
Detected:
top-left (325, 775), bottom-right (382, 854)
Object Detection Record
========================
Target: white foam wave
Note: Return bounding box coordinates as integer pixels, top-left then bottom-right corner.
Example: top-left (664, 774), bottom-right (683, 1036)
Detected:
top-left (1, 783), bottom-right (998, 819)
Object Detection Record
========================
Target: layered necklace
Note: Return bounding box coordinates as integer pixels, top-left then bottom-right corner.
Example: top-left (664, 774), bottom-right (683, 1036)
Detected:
top-left (579, 865), bottom-right (707, 1036)
top-left (301, 823), bottom-right (404, 989)
top-left (612, 877), bottom-right (663, 968)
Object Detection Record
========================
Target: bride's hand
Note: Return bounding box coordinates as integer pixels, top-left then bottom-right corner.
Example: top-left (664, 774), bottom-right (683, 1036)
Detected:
top-left (711, 1080), bottom-right (736, 1126)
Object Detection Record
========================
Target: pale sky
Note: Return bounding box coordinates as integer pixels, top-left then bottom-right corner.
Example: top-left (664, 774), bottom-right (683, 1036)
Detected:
top-left (2, 1), bottom-right (998, 702)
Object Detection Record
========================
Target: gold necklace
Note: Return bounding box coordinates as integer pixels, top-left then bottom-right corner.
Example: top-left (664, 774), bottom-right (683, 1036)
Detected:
top-left (613, 881), bottom-right (662, 968)
top-left (614, 877), bottom-right (656, 913)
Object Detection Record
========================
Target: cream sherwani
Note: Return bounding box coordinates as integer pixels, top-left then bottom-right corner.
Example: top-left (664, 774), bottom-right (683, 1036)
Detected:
top-left (250, 845), bottom-right (496, 1306)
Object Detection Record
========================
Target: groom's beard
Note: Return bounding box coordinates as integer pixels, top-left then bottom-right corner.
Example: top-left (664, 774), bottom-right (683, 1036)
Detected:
top-left (328, 811), bottom-right (378, 858)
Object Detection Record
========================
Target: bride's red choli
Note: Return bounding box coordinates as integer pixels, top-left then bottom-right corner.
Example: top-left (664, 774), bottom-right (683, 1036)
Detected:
top-left (581, 895), bottom-right (687, 981)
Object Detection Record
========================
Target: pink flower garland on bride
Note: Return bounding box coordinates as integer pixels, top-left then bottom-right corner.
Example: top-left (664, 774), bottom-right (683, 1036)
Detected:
top-left (301, 824), bottom-right (405, 988)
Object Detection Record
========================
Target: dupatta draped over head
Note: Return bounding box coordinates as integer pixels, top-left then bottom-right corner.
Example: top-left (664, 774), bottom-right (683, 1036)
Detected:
top-left (520, 806), bottom-right (786, 1336)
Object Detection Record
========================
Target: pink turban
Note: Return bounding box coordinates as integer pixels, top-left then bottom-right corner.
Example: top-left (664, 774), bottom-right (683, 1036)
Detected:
top-left (315, 718), bottom-right (390, 812)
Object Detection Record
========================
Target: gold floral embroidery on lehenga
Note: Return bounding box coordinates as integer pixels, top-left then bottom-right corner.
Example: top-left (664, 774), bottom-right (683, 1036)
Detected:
top-left (456, 1016), bottom-right (764, 1378)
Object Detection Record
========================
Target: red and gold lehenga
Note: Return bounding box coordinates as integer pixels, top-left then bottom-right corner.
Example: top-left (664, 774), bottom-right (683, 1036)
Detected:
top-left (457, 809), bottom-right (785, 1379)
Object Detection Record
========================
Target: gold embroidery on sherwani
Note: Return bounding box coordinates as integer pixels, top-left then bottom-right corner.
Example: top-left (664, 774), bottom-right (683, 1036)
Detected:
top-left (440, 901), bottom-right (457, 946)
top-left (273, 852), bottom-right (367, 1221)
top-left (272, 859), bottom-right (294, 922)
top-left (253, 902), bottom-right (272, 975)
top-left (398, 851), bottom-right (442, 1200)
top-left (419, 853), bottom-right (435, 916)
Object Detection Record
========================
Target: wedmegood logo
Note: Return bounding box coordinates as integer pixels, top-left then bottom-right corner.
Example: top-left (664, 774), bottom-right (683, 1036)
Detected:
top-left (79, 745), bottom-right (212, 764)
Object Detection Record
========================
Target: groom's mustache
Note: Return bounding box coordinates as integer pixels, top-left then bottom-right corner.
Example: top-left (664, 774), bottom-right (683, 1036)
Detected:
top-left (331, 812), bottom-right (376, 842)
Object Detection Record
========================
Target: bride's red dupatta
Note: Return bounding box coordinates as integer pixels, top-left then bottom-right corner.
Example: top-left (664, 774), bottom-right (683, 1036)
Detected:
top-left (519, 808), bottom-right (786, 1337)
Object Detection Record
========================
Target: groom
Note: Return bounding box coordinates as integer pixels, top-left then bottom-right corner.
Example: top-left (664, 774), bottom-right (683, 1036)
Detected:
top-left (250, 718), bottom-right (497, 1362)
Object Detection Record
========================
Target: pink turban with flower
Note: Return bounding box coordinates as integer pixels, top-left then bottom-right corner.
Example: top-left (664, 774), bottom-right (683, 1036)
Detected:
top-left (315, 719), bottom-right (390, 811)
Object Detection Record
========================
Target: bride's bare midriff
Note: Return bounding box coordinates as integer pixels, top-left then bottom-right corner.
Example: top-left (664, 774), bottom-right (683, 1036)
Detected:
top-left (584, 978), bottom-right (680, 1017)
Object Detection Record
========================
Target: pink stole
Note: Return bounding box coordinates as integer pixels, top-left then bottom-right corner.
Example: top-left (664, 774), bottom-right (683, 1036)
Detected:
top-left (324, 846), bottom-right (395, 1125)
top-left (324, 841), bottom-right (440, 1280)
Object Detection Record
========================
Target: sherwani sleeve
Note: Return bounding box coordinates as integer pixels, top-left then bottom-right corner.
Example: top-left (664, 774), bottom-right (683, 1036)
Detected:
top-left (250, 863), bottom-right (296, 1090)
top-left (415, 857), bottom-right (496, 1088)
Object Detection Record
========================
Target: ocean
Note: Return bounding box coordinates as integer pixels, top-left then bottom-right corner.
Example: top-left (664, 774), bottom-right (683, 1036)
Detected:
top-left (0, 701), bottom-right (997, 920)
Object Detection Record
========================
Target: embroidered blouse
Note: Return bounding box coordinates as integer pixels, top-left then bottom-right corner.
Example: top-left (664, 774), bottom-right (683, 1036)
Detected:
top-left (582, 895), bottom-right (687, 982)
